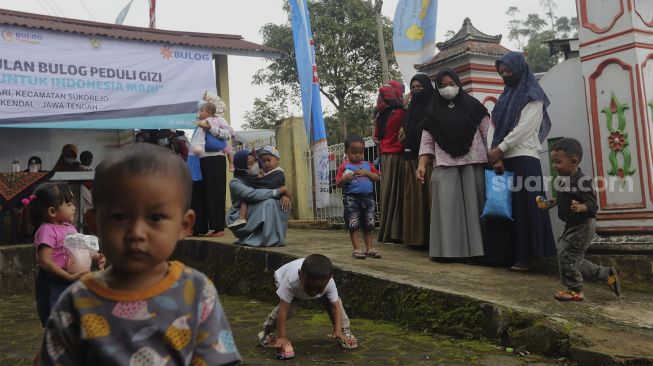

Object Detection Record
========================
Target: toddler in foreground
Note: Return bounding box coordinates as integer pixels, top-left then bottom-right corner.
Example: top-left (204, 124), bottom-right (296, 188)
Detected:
top-left (39, 144), bottom-right (241, 365)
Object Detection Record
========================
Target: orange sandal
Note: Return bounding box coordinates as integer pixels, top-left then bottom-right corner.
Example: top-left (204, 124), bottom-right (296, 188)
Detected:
top-left (554, 290), bottom-right (584, 302)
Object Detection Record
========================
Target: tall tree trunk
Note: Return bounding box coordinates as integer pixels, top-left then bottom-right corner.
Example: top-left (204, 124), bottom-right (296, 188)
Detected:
top-left (372, 0), bottom-right (389, 83)
top-left (339, 108), bottom-right (347, 141)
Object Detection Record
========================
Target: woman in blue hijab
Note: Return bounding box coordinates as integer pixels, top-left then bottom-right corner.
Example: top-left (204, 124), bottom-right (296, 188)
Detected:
top-left (483, 52), bottom-right (556, 271)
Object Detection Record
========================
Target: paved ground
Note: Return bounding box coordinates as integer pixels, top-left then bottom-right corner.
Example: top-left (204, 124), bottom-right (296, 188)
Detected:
top-left (0, 294), bottom-right (566, 366)
top-left (201, 229), bottom-right (653, 362)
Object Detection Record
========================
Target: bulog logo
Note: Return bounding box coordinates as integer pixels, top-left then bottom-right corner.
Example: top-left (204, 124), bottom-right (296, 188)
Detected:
top-left (2, 30), bottom-right (42, 44)
top-left (160, 45), bottom-right (210, 61)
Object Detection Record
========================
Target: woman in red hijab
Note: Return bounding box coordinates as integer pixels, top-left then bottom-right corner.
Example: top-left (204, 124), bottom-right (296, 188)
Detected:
top-left (373, 80), bottom-right (406, 244)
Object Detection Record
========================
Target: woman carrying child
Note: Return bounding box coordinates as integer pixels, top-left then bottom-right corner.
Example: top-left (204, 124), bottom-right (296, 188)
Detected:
top-left (226, 150), bottom-right (291, 247)
top-left (188, 92), bottom-right (234, 237)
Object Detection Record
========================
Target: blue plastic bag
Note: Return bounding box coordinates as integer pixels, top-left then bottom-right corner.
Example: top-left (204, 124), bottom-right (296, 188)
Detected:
top-left (186, 154), bottom-right (203, 182)
top-left (481, 169), bottom-right (514, 220)
top-left (205, 132), bottom-right (227, 152)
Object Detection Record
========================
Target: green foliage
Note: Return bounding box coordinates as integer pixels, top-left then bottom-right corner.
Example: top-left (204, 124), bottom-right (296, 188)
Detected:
top-left (242, 95), bottom-right (289, 130)
top-left (506, 1), bottom-right (579, 73)
top-left (245, 0), bottom-right (398, 143)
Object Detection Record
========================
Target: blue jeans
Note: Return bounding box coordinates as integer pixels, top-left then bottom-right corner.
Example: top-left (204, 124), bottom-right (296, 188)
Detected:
top-left (35, 268), bottom-right (73, 326)
top-left (343, 195), bottom-right (375, 231)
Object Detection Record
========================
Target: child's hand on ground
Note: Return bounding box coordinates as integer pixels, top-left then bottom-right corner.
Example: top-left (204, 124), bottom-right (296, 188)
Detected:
top-left (570, 200), bottom-right (588, 213)
top-left (333, 330), bottom-right (356, 347)
top-left (275, 337), bottom-right (291, 349)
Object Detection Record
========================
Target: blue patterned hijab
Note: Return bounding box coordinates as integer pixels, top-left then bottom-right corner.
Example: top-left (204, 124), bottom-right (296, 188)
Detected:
top-left (491, 52), bottom-right (551, 147)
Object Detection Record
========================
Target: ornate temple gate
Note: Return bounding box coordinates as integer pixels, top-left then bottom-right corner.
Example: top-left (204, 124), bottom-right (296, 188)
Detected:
top-left (576, 0), bottom-right (653, 233)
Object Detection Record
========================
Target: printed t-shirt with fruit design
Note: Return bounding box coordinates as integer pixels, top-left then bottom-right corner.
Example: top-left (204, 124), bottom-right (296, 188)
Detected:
top-left (39, 261), bottom-right (241, 366)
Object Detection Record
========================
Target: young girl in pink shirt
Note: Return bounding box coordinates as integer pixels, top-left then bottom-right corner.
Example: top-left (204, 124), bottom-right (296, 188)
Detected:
top-left (26, 181), bottom-right (105, 325)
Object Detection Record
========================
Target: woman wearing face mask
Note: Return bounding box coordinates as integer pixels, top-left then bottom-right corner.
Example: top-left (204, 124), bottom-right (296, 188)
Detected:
top-left (225, 149), bottom-right (291, 247)
top-left (483, 51), bottom-right (556, 271)
top-left (416, 68), bottom-right (490, 260)
top-left (401, 73), bottom-right (435, 247)
top-left (53, 144), bottom-right (81, 172)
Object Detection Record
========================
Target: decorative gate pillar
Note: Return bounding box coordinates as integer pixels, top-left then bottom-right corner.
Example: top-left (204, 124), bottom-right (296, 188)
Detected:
top-left (577, 0), bottom-right (653, 233)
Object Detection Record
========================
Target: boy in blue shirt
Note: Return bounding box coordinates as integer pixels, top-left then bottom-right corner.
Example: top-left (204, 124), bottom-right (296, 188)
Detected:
top-left (336, 135), bottom-right (381, 259)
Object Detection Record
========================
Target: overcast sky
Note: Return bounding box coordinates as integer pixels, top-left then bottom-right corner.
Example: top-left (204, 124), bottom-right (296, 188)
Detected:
top-left (0, 0), bottom-right (577, 130)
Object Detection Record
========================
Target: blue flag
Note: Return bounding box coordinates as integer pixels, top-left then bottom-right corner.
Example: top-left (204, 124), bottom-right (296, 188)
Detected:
top-left (289, 0), bottom-right (329, 208)
top-left (115, 0), bottom-right (134, 25)
top-left (393, 0), bottom-right (438, 83)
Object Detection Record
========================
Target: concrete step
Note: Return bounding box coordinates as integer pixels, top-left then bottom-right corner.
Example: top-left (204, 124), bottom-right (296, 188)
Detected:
top-left (176, 229), bottom-right (653, 366)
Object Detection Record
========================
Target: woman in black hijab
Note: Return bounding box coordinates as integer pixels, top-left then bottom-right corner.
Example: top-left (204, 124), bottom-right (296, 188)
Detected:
top-left (416, 68), bottom-right (490, 259)
top-left (401, 73), bottom-right (435, 247)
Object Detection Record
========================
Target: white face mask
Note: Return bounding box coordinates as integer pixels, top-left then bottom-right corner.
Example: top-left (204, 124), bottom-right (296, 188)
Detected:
top-left (158, 138), bottom-right (169, 146)
top-left (247, 164), bottom-right (260, 176)
top-left (438, 85), bottom-right (459, 100)
top-left (64, 157), bottom-right (77, 164)
top-left (28, 164), bottom-right (41, 173)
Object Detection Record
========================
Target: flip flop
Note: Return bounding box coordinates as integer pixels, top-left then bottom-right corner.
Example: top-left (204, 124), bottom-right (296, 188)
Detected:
top-left (554, 290), bottom-right (584, 302)
top-left (509, 263), bottom-right (530, 272)
top-left (352, 250), bottom-right (366, 259)
top-left (364, 250), bottom-right (382, 259)
top-left (607, 267), bottom-right (621, 296)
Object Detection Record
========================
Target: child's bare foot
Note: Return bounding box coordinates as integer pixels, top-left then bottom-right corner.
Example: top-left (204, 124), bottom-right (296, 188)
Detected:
top-left (229, 164), bottom-right (235, 172)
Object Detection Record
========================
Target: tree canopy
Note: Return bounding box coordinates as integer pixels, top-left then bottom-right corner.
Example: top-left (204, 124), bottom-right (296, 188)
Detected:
top-left (243, 0), bottom-right (399, 143)
top-left (506, 1), bottom-right (578, 73)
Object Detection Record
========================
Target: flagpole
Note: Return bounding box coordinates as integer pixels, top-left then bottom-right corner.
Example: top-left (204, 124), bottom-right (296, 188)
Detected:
top-left (149, 0), bottom-right (156, 29)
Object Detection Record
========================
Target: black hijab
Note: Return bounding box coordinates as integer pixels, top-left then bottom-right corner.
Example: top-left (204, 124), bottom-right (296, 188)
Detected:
top-left (425, 68), bottom-right (489, 157)
top-left (403, 73), bottom-right (435, 160)
top-left (233, 149), bottom-right (285, 189)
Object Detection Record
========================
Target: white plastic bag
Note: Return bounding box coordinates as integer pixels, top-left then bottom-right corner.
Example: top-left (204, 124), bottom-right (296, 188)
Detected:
top-left (63, 233), bottom-right (99, 273)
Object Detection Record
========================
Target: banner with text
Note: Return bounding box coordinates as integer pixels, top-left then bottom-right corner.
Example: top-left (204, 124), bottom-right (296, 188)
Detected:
top-left (0, 26), bottom-right (215, 129)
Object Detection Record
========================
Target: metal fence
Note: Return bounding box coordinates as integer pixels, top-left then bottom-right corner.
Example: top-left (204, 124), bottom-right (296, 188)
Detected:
top-left (304, 137), bottom-right (381, 225)
top-left (235, 136), bottom-right (277, 152)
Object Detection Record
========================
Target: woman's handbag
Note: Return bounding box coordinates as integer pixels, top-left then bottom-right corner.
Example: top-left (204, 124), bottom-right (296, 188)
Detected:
top-left (187, 154), bottom-right (203, 181)
top-left (481, 169), bottom-right (514, 220)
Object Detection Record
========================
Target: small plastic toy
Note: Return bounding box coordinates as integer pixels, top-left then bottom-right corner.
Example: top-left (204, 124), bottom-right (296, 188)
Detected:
top-left (536, 196), bottom-right (553, 209)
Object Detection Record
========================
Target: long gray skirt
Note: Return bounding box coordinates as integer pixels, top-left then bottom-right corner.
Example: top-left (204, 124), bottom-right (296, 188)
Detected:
top-left (429, 164), bottom-right (485, 258)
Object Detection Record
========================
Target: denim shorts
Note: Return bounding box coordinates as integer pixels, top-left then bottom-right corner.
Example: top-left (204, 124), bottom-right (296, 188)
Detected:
top-left (343, 195), bottom-right (375, 231)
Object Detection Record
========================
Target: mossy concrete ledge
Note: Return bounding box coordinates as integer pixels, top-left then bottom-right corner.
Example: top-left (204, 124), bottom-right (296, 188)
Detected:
top-left (0, 244), bottom-right (36, 296)
top-left (173, 240), bottom-right (573, 358)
